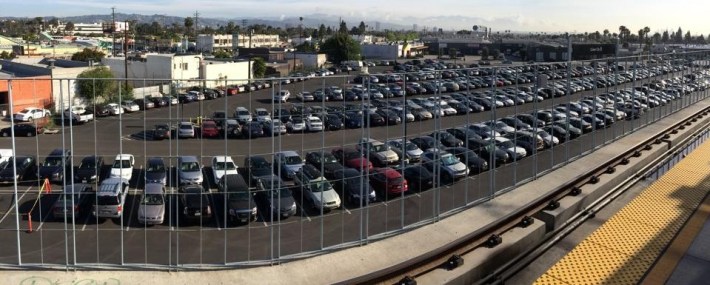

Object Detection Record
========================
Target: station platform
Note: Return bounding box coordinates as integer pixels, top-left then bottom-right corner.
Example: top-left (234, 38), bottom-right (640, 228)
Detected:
top-left (535, 137), bottom-right (710, 284)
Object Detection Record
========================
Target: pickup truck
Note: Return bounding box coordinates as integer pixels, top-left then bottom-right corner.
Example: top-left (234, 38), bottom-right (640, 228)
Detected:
top-left (64, 106), bottom-right (94, 123)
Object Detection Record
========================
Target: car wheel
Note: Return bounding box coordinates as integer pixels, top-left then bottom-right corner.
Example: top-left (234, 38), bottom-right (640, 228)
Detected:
top-left (1, 132), bottom-right (7, 137)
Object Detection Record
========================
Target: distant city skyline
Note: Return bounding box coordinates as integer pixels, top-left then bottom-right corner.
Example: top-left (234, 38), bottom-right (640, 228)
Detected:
top-left (3, 0), bottom-right (710, 35)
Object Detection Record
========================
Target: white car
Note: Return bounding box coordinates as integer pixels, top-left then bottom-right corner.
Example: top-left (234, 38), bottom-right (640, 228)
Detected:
top-left (64, 106), bottom-right (86, 115)
top-left (305, 116), bottom-right (324, 132)
top-left (211, 156), bottom-right (238, 185)
top-left (121, 100), bottom-right (139, 112)
top-left (274, 90), bottom-right (291, 103)
top-left (289, 116), bottom-right (306, 132)
top-left (493, 137), bottom-right (527, 161)
top-left (358, 138), bottom-right (400, 166)
top-left (177, 122), bottom-right (195, 138)
top-left (254, 108), bottom-right (271, 122)
top-left (13, 107), bottom-right (51, 121)
top-left (297, 91), bottom-right (314, 102)
top-left (110, 154), bottom-right (135, 181)
top-left (104, 103), bottom-right (124, 115)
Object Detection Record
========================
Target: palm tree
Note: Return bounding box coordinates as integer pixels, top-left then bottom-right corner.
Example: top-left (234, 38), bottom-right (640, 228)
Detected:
top-left (603, 29), bottom-right (609, 38)
top-left (184, 17), bottom-right (194, 37)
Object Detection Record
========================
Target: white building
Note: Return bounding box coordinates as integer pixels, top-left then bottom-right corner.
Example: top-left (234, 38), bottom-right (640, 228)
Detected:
top-left (196, 34), bottom-right (233, 52)
top-left (361, 43), bottom-right (402, 60)
top-left (284, 52), bottom-right (327, 68)
top-left (65, 22), bottom-right (129, 35)
top-left (234, 34), bottom-right (282, 48)
top-left (102, 54), bottom-right (251, 90)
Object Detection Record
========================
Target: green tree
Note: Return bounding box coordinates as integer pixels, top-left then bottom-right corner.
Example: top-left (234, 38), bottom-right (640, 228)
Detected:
top-left (295, 42), bottom-right (317, 52)
top-left (318, 24), bottom-right (326, 40)
top-left (481, 47), bottom-right (490, 60)
top-left (320, 32), bottom-right (361, 64)
top-left (71, 48), bottom-right (105, 62)
top-left (64, 21), bottom-right (74, 35)
top-left (213, 49), bottom-right (232, 59)
top-left (357, 21), bottom-right (366, 35)
top-left (676, 27), bottom-right (683, 42)
top-left (491, 49), bottom-right (501, 59)
top-left (662, 30), bottom-right (669, 42)
top-left (251, 57), bottom-right (267, 78)
top-left (338, 21), bottom-right (348, 34)
top-left (76, 66), bottom-right (132, 103)
top-left (0, 51), bottom-right (16, 59)
top-left (448, 47), bottom-right (458, 59)
top-left (684, 31), bottom-right (691, 43)
top-left (184, 17), bottom-right (194, 36)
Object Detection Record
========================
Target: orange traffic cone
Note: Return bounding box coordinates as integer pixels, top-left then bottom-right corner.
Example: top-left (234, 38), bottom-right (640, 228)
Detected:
top-left (26, 213), bottom-right (33, 233)
top-left (44, 178), bottom-right (51, 194)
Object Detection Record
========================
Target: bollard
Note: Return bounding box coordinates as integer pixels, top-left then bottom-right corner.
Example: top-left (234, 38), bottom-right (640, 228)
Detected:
top-left (26, 213), bottom-right (33, 233)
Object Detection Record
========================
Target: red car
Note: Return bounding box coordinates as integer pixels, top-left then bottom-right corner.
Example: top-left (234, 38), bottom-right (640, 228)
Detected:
top-left (369, 168), bottom-right (408, 197)
top-left (201, 120), bottom-right (220, 138)
top-left (331, 148), bottom-right (373, 172)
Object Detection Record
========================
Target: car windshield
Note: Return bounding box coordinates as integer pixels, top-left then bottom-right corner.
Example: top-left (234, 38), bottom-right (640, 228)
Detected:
top-left (142, 193), bottom-right (164, 205)
top-left (497, 140), bottom-right (517, 149)
top-left (79, 160), bottom-right (96, 169)
top-left (404, 142), bottom-right (419, 151)
top-left (147, 162), bottom-right (165, 172)
top-left (180, 124), bottom-right (192, 130)
top-left (292, 117), bottom-right (303, 124)
top-left (180, 162), bottom-right (200, 172)
top-left (308, 180), bottom-right (332, 193)
top-left (323, 154), bottom-right (338, 164)
top-left (495, 122), bottom-right (509, 128)
top-left (270, 188), bottom-right (292, 198)
top-left (113, 159), bottom-right (131, 168)
top-left (19, 109), bottom-right (31, 114)
top-left (441, 154), bottom-right (459, 166)
top-left (372, 144), bottom-right (389, 152)
top-left (238, 111), bottom-right (249, 116)
top-left (228, 191), bottom-right (250, 202)
top-left (252, 159), bottom-right (270, 168)
top-left (43, 157), bottom-right (63, 167)
top-left (284, 155), bottom-right (302, 165)
top-left (213, 161), bottom-right (236, 171)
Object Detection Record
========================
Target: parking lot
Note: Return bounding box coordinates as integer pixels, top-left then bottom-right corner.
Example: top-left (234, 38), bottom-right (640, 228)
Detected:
top-left (0, 55), bottom-right (709, 266)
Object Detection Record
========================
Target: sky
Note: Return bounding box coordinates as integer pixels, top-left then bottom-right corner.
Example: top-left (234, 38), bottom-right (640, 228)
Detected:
top-left (1, 0), bottom-right (709, 35)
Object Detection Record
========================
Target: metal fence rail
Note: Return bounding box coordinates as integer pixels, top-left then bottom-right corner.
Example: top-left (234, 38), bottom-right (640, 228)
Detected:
top-left (0, 51), bottom-right (708, 269)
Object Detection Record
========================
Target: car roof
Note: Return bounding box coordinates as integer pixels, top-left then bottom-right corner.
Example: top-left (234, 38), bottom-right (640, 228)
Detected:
top-left (377, 168), bottom-right (401, 178)
top-left (276, 151), bottom-right (300, 157)
top-left (147, 157), bottom-right (164, 165)
top-left (48, 149), bottom-right (69, 156)
top-left (179, 156), bottom-right (199, 163)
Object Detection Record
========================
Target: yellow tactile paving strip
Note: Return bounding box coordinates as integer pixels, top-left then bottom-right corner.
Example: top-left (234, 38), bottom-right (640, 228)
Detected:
top-left (535, 139), bottom-right (710, 285)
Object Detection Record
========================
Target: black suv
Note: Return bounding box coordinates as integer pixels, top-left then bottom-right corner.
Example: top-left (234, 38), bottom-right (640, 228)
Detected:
top-left (39, 149), bottom-right (72, 184)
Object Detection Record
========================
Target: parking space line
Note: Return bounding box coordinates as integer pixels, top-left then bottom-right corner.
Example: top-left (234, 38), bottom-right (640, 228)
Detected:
top-left (344, 208), bottom-right (351, 215)
top-left (0, 185), bottom-right (34, 225)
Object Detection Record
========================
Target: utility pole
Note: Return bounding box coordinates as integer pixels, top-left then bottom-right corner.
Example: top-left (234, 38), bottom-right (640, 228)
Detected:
top-left (124, 23), bottom-right (129, 92)
top-left (111, 7), bottom-right (116, 56)
top-left (194, 11), bottom-right (199, 39)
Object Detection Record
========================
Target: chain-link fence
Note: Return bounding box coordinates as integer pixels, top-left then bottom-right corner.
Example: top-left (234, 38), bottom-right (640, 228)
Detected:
top-left (0, 51), bottom-right (708, 269)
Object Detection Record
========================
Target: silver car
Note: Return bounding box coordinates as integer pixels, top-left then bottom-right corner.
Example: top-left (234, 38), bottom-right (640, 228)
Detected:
top-left (178, 122), bottom-right (195, 138)
top-left (138, 183), bottom-right (166, 225)
top-left (178, 156), bottom-right (204, 185)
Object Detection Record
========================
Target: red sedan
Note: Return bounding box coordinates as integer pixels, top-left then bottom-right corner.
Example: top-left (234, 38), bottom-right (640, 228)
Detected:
top-left (201, 120), bottom-right (220, 138)
top-left (369, 168), bottom-right (408, 197)
top-left (331, 148), bottom-right (373, 172)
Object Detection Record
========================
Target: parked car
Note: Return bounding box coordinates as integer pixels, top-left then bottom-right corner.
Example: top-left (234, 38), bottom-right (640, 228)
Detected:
top-left (153, 124), bottom-right (171, 140)
top-left (305, 151), bottom-right (345, 180)
top-left (0, 154), bottom-right (34, 182)
top-left (137, 183), bottom-right (166, 225)
top-left (331, 168), bottom-right (376, 206)
top-left (179, 184), bottom-right (212, 223)
top-left (121, 100), bottom-right (140, 112)
top-left (254, 175), bottom-right (297, 219)
top-left (387, 139), bottom-right (423, 163)
top-left (104, 103), bottom-right (124, 115)
top-left (305, 116), bottom-right (324, 132)
top-left (178, 122), bottom-right (195, 138)
top-left (369, 168), bottom-right (409, 198)
top-left (293, 165), bottom-right (342, 211)
top-left (201, 120), bottom-right (220, 138)
top-left (1, 124), bottom-right (41, 137)
top-left (241, 121), bottom-right (265, 138)
top-left (13, 107), bottom-right (50, 122)
top-left (134, 99), bottom-right (155, 110)
top-left (145, 157), bottom-right (167, 185)
top-left (217, 174), bottom-right (255, 224)
top-left (74, 155), bottom-right (104, 183)
top-left (398, 165), bottom-right (435, 192)
top-left (38, 149), bottom-right (72, 184)
top-left (331, 148), bottom-right (374, 172)
top-left (358, 139), bottom-right (400, 166)
top-left (109, 154), bottom-right (134, 181)
top-left (421, 149), bottom-right (469, 183)
top-left (211, 156), bottom-right (238, 185)
top-left (52, 183), bottom-right (93, 220)
top-left (243, 156), bottom-right (274, 186)
top-left (92, 177), bottom-right (129, 218)
top-left (274, 90), bottom-right (291, 103)
top-left (445, 147), bottom-right (489, 174)
top-left (178, 156), bottom-right (203, 185)
top-left (273, 151), bottom-right (304, 180)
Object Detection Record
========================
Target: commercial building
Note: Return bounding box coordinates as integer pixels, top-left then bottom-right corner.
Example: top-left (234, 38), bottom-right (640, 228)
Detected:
top-left (283, 52), bottom-right (327, 68)
top-left (361, 41), bottom-right (427, 60)
top-left (196, 34), bottom-right (282, 52)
